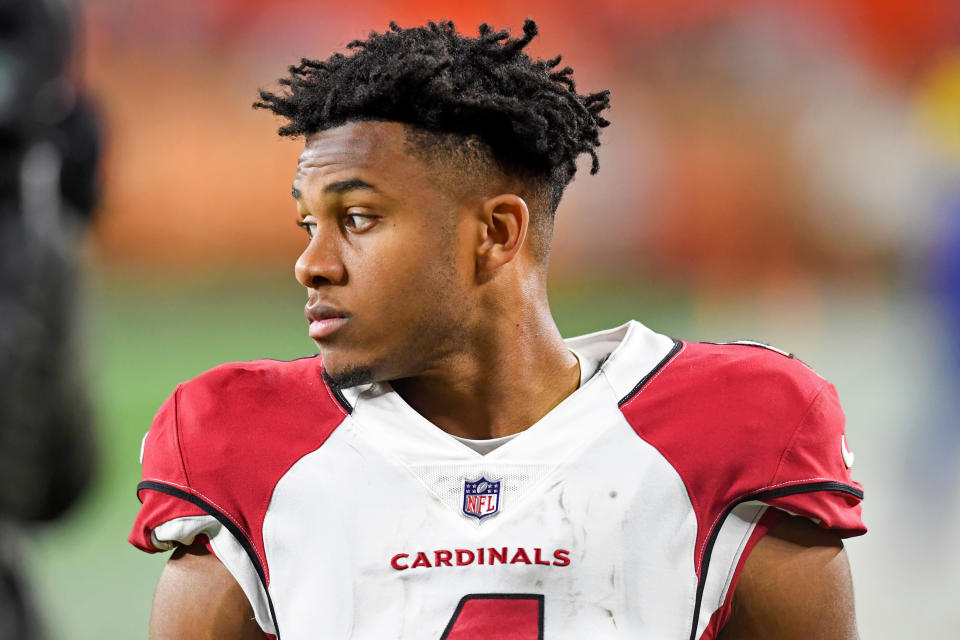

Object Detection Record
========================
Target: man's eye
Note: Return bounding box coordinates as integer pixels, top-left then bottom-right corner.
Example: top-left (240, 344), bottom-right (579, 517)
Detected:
top-left (344, 213), bottom-right (376, 232)
top-left (297, 221), bottom-right (316, 239)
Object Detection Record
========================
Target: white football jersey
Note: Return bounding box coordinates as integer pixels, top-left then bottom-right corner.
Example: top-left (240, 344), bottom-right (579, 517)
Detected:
top-left (130, 321), bottom-right (865, 639)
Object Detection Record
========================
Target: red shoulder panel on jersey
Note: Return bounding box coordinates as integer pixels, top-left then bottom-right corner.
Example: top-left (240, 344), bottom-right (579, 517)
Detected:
top-left (128, 355), bottom-right (349, 588)
top-left (619, 340), bottom-right (865, 640)
top-left (619, 340), bottom-right (865, 565)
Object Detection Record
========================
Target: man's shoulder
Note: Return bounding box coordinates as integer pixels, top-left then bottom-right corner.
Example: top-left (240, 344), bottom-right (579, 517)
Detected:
top-left (140, 355), bottom-right (348, 494)
top-left (614, 326), bottom-right (828, 414)
top-left (174, 354), bottom-right (350, 418)
top-left (618, 334), bottom-right (852, 494)
top-left (630, 335), bottom-right (836, 443)
top-left (588, 321), bottom-right (824, 413)
top-left (181, 354), bottom-right (323, 397)
top-left (618, 333), bottom-right (865, 542)
top-left (132, 355), bottom-right (350, 564)
top-left (675, 338), bottom-right (826, 403)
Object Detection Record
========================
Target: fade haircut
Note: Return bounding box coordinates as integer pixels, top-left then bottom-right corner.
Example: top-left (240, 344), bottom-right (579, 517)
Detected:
top-left (254, 19), bottom-right (610, 261)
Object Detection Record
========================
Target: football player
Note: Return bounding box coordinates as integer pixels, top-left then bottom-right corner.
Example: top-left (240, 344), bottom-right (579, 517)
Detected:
top-left (131, 20), bottom-right (864, 640)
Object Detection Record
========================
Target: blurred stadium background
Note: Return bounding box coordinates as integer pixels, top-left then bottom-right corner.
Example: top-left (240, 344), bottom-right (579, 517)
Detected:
top-left (20, 0), bottom-right (960, 637)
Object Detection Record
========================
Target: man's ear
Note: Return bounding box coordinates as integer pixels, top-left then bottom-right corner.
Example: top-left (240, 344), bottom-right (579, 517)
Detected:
top-left (475, 193), bottom-right (529, 275)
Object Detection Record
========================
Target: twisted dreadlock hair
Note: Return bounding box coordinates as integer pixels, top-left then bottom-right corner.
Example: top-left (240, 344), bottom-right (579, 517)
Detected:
top-left (255, 19), bottom-right (610, 259)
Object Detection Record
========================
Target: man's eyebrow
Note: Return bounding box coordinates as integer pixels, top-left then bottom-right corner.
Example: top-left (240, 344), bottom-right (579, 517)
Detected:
top-left (291, 179), bottom-right (377, 202)
top-left (324, 179), bottom-right (377, 195)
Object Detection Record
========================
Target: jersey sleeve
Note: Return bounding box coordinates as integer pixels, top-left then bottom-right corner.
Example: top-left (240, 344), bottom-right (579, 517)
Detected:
top-left (129, 386), bottom-right (207, 553)
top-left (617, 339), bottom-right (866, 640)
top-left (622, 341), bottom-right (867, 539)
top-left (129, 385), bottom-right (212, 551)
top-left (761, 381), bottom-right (865, 537)
top-left (698, 381), bottom-right (864, 640)
top-left (127, 383), bottom-right (277, 636)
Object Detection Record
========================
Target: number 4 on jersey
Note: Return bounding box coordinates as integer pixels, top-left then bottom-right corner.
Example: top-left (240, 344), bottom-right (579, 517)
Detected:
top-left (440, 594), bottom-right (544, 639)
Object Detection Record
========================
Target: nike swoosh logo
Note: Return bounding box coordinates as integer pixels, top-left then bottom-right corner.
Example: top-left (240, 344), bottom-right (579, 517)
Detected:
top-left (841, 434), bottom-right (855, 469)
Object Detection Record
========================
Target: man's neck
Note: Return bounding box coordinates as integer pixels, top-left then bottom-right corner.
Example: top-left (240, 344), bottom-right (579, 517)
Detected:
top-left (390, 306), bottom-right (580, 440)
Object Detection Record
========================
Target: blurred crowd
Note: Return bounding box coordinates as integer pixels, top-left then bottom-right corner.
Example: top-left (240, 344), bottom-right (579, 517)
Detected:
top-left (81, 0), bottom-right (960, 292)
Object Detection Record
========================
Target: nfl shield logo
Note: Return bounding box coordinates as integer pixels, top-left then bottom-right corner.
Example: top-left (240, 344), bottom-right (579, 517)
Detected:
top-left (462, 477), bottom-right (501, 521)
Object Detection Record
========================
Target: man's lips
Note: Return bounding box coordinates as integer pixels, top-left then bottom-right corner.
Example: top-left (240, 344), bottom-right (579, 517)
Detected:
top-left (305, 305), bottom-right (351, 340)
top-left (309, 316), bottom-right (349, 339)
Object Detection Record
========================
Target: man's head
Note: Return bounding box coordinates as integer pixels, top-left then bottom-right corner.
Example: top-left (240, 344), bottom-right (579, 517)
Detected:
top-left (255, 20), bottom-right (609, 386)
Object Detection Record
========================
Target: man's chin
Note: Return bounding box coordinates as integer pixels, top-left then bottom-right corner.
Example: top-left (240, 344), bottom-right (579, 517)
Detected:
top-left (321, 363), bottom-right (376, 389)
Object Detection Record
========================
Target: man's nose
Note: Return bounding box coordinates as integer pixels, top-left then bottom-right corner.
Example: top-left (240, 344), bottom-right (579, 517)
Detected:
top-left (295, 224), bottom-right (346, 288)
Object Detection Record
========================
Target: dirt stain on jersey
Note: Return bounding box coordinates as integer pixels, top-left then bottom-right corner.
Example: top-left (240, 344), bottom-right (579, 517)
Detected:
top-left (605, 608), bottom-right (618, 629)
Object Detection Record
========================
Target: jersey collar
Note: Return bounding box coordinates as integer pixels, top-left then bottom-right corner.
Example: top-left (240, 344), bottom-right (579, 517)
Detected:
top-left (337, 320), bottom-right (676, 463)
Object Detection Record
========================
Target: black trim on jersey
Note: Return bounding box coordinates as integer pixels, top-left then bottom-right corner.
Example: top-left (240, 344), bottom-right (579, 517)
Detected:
top-left (261, 354), bottom-right (321, 363)
top-left (440, 593), bottom-right (545, 640)
top-left (617, 339), bottom-right (683, 407)
top-left (318, 368), bottom-right (354, 414)
top-left (687, 481), bottom-right (864, 640)
top-left (700, 340), bottom-right (794, 359)
top-left (329, 383), bottom-right (353, 414)
top-left (137, 481), bottom-right (282, 639)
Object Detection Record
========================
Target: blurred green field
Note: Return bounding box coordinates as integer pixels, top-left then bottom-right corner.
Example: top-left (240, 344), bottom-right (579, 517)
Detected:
top-left (27, 271), bottom-right (694, 639)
